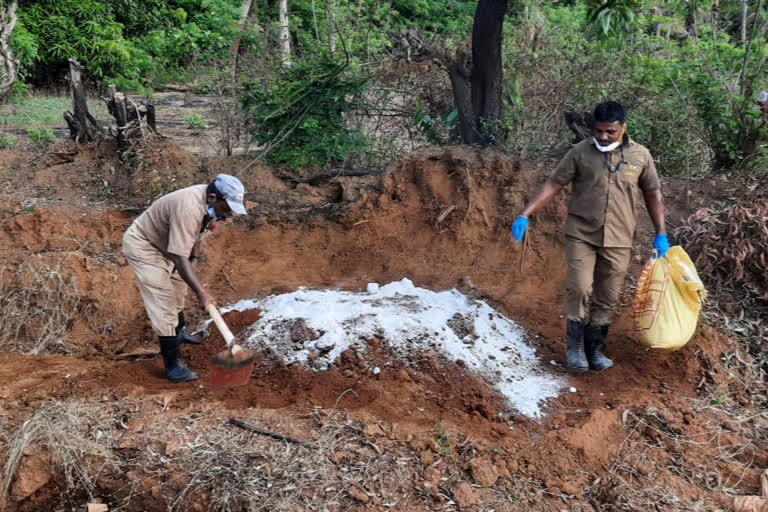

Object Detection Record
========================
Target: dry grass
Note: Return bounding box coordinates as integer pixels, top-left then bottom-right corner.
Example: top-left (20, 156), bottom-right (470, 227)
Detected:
top-left (0, 399), bottom-right (561, 511)
top-left (0, 259), bottom-right (90, 355)
top-left (0, 400), bottom-right (124, 511)
top-left (675, 183), bottom-right (768, 380)
top-left (589, 404), bottom-right (767, 511)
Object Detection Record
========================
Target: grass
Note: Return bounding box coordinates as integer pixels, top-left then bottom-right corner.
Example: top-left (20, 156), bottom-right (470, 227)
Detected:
top-left (0, 96), bottom-right (108, 127)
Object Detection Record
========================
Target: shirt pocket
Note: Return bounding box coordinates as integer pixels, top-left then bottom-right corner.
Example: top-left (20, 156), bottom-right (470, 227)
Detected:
top-left (618, 163), bottom-right (642, 185)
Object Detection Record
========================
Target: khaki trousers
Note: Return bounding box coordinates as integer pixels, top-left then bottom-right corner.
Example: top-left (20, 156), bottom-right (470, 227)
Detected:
top-left (566, 237), bottom-right (632, 326)
top-left (122, 223), bottom-right (188, 337)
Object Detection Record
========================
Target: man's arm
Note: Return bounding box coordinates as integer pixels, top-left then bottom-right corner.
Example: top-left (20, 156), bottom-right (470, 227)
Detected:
top-left (170, 253), bottom-right (214, 310)
top-left (521, 180), bottom-right (565, 217)
top-left (642, 189), bottom-right (666, 234)
top-left (511, 180), bottom-right (565, 242)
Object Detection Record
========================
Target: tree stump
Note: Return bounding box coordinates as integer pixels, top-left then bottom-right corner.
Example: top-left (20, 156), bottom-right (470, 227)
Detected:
top-left (564, 111), bottom-right (593, 143)
top-left (63, 58), bottom-right (103, 143)
top-left (102, 84), bottom-right (159, 149)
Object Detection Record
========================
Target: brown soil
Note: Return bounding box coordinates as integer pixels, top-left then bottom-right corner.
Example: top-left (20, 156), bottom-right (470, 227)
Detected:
top-left (0, 142), bottom-right (764, 512)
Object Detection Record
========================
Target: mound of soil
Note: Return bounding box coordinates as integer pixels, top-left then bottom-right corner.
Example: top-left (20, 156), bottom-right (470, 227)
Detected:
top-left (0, 144), bottom-right (764, 511)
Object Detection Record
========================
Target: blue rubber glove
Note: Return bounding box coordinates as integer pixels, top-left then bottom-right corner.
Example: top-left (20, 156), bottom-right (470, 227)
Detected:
top-left (653, 233), bottom-right (669, 258)
top-left (511, 216), bottom-right (528, 242)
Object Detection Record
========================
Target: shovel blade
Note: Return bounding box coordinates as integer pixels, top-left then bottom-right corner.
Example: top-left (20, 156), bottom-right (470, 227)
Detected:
top-left (210, 360), bottom-right (255, 387)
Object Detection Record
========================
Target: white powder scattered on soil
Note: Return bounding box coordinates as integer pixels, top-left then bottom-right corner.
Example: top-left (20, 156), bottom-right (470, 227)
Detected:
top-left (223, 278), bottom-right (565, 417)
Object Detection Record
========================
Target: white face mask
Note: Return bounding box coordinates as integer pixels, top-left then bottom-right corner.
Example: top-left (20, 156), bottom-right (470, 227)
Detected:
top-left (205, 204), bottom-right (217, 218)
top-left (593, 137), bottom-right (621, 153)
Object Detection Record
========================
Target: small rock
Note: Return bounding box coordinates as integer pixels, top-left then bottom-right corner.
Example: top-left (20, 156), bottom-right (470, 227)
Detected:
top-left (397, 369), bottom-right (413, 382)
top-left (423, 466), bottom-right (442, 487)
top-left (469, 457), bottom-right (499, 487)
top-left (372, 367), bottom-right (381, 375)
top-left (363, 423), bottom-right (386, 437)
top-left (561, 481), bottom-right (582, 496)
top-left (452, 482), bottom-right (478, 509)
top-left (347, 485), bottom-right (369, 503)
top-left (366, 282), bottom-right (379, 294)
top-left (10, 451), bottom-right (51, 502)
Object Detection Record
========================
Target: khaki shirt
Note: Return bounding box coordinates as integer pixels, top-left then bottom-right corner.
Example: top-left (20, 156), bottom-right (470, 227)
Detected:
top-left (549, 137), bottom-right (661, 248)
top-left (132, 184), bottom-right (208, 258)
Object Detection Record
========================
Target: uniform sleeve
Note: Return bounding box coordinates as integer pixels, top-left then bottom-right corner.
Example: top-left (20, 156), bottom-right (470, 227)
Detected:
top-left (638, 150), bottom-right (661, 192)
top-left (166, 204), bottom-right (201, 258)
top-left (549, 147), bottom-right (578, 185)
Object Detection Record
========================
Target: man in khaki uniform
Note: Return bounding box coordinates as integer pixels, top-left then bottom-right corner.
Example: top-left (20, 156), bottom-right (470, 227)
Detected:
top-left (511, 101), bottom-right (668, 371)
top-left (123, 174), bottom-right (247, 382)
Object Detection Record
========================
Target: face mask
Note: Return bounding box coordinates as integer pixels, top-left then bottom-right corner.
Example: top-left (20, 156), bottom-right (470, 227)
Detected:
top-left (205, 204), bottom-right (217, 219)
top-left (593, 138), bottom-right (621, 152)
top-left (593, 123), bottom-right (626, 152)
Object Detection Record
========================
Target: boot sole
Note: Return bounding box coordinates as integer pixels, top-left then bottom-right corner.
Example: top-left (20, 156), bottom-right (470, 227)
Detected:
top-left (167, 375), bottom-right (198, 382)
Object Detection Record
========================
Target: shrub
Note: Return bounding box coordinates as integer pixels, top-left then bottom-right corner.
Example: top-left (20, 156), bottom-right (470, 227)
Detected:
top-left (0, 134), bottom-right (15, 149)
top-left (27, 125), bottom-right (56, 147)
top-left (242, 54), bottom-right (368, 169)
top-left (184, 112), bottom-right (209, 129)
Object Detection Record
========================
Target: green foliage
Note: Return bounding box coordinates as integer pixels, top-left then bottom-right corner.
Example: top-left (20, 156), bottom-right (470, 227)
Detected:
top-left (412, 102), bottom-right (459, 145)
top-left (242, 55), bottom-right (368, 169)
top-left (27, 125), bottom-right (56, 147)
top-left (504, 1), bottom-right (768, 174)
top-left (587, 0), bottom-right (639, 38)
top-left (0, 134), bottom-right (16, 149)
top-left (184, 112), bottom-right (209, 129)
top-left (18, 0), bottom-right (132, 80)
top-left (9, 21), bottom-right (39, 73)
top-left (14, 0), bottom-right (242, 88)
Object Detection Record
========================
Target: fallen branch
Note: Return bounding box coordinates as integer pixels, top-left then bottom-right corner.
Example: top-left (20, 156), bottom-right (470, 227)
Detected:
top-left (228, 418), bottom-right (317, 449)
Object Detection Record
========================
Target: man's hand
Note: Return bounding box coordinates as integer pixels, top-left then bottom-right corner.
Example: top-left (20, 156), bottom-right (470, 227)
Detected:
top-left (197, 290), bottom-right (215, 311)
top-left (511, 216), bottom-right (528, 242)
top-left (653, 233), bottom-right (669, 258)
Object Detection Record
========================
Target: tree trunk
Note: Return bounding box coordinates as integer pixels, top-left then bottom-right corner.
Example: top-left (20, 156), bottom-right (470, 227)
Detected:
top-left (686, 0), bottom-right (698, 38)
top-left (312, 0), bottom-right (320, 41)
top-left (470, 0), bottom-right (508, 145)
top-left (230, 0), bottom-right (254, 82)
top-left (0, 0), bottom-right (19, 100)
top-left (327, 0), bottom-right (337, 53)
top-left (279, 0), bottom-right (292, 67)
top-left (741, 0), bottom-right (748, 44)
top-left (63, 58), bottom-right (102, 143)
top-left (447, 49), bottom-right (476, 144)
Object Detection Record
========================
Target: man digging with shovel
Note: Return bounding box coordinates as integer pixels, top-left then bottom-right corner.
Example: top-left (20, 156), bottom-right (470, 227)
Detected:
top-left (122, 174), bottom-right (247, 382)
top-left (511, 101), bottom-right (668, 371)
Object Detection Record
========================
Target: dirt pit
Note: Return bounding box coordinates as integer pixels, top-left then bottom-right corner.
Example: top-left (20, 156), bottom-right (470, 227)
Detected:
top-left (0, 144), bottom-right (765, 511)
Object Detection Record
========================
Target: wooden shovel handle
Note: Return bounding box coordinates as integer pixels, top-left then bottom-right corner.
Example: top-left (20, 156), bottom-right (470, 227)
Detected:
top-left (207, 304), bottom-right (236, 347)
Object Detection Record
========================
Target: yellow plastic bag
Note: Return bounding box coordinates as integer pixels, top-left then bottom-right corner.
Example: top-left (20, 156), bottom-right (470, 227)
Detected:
top-left (633, 246), bottom-right (707, 349)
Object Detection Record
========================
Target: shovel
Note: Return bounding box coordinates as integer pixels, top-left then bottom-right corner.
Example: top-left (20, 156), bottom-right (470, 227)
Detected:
top-left (207, 304), bottom-right (256, 387)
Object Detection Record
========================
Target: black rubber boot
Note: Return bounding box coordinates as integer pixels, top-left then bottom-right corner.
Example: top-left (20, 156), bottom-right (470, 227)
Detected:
top-left (159, 336), bottom-right (198, 382)
top-left (176, 312), bottom-right (207, 345)
top-left (566, 319), bottom-right (589, 371)
top-left (584, 324), bottom-right (614, 371)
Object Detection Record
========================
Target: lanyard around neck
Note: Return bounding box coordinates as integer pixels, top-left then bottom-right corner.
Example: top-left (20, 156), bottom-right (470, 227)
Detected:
top-left (604, 145), bottom-right (626, 173)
